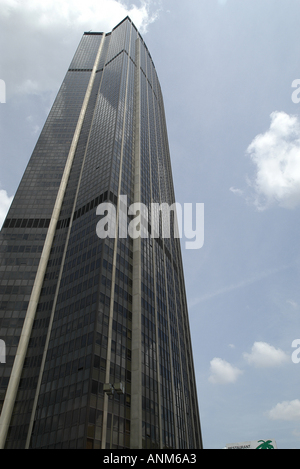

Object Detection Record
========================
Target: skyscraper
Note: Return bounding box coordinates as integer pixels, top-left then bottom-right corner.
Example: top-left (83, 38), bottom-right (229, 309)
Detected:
top-left (0, 17), bottom-right (202, 449)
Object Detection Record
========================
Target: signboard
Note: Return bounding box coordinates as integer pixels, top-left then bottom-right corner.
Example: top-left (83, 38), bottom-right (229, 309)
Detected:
top-left (226, 440), bottom-right (277, 449)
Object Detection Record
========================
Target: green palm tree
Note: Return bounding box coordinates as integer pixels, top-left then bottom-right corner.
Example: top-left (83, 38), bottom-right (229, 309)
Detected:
top-left (256, 440), bottom-right (274, 449)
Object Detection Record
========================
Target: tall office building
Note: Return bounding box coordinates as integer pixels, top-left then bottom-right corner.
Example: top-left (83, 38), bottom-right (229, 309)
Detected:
top-left (0, 17), bottom-right (202, 449)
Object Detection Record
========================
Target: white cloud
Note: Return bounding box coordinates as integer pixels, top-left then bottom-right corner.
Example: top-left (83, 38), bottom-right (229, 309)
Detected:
top-left (243, 341), bottom-right (289, 368)
top-left (246, 111), bottom-right (300, 210)
top-left (0, 0), bottom-right (161, 98)
top-left (209, 358), bottom-right (243, 384)
top-left (287, 299), bottom-right (299, 309)
top-left (0, 0), bottom-right (158, 32)
top-left (0, 189), bottom-right (13, 229)
top-left (16, 79), bottom-right (41, 96)
top-left (268, 399), bottom-right (300, 421)
top-left (26, 115), bottom-right (41, 135)
top-left (230, 186), bottom-right (243, 196)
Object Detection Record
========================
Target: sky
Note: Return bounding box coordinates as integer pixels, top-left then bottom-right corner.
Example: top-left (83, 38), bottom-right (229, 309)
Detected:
top-left (1, 0), bottom-right (300, 449)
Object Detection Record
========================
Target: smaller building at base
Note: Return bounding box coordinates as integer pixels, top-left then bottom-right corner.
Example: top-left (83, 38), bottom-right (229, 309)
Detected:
top-left (225, 439), bottom-right (277, 449)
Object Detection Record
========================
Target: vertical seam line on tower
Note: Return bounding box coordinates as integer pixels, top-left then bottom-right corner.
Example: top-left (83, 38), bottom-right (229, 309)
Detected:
top-left (130, 36), bottom-right (143, 450)
top-left (101, 24), bottom-right (132, 449)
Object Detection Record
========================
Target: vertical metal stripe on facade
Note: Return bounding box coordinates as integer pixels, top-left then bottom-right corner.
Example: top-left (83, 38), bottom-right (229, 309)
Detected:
top-left (130, 36), bottom-right (143, 450)
top-left (101, 24), bottom-right (133, 449)
top-left (145, 54), bottom-right (163, 449)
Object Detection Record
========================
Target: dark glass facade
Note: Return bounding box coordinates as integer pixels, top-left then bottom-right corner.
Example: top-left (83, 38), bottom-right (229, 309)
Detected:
top-left (0, 17), bottom-right (202, 449)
